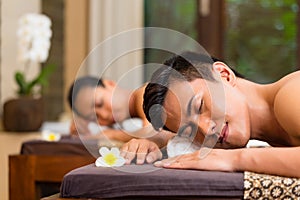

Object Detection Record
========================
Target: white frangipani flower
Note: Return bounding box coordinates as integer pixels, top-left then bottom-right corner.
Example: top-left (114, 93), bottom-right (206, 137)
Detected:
top-left (42, 130), bottom-right (61, 142)
top-left (95, 147), bottom-right (125, 167)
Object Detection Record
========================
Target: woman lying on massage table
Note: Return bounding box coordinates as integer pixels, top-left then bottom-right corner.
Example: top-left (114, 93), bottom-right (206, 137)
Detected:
top-left (121, 51), bottom-right (300, 178)
top-left (67, 76), bottom-right (173, 149)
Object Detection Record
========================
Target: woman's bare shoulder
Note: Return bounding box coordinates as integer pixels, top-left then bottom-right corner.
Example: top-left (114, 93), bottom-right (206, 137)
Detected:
top-left (273, 71), bottom-right (300, 138)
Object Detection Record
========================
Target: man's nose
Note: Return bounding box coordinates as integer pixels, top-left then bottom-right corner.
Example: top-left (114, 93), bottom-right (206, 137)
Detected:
top-left (196, 115), bottom-right (217, 136)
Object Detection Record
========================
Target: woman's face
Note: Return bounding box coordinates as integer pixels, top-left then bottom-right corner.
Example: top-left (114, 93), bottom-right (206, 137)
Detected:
top-left (74, 83), bottom-right (121, 126)
top-left (163, 76), bottom-right (251, 149)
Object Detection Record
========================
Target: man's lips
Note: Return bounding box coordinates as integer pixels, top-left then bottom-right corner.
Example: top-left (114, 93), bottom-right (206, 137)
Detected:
top-left (219, 123), bottom-right (228, 144)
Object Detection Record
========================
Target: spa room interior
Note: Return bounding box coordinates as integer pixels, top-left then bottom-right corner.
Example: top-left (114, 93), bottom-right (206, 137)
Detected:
top-left (0, 0), bottom-right (300, 199)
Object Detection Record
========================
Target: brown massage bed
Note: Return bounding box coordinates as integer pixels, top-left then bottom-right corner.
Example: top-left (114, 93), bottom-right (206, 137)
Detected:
top-left (9, 136), bottom-right (97, 200)
top-left (55, 157), bottom-right (300, 200)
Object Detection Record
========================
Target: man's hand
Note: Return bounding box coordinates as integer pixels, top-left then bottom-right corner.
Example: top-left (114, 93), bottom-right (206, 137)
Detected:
top-left (154, 148), bottom-right (237, 172)
top-left (121, 138), bottom-right (162, 165)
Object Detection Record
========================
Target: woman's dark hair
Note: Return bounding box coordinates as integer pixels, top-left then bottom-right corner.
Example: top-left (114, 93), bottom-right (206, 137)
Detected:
top-left (67, 76), bottom-right (104, 117)
top-left (143, 51), bottom-right (244, 131)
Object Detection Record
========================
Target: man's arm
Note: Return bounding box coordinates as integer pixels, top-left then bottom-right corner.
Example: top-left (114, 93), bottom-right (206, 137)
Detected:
top-left (238, 147), bottom-right (300, 177)
top-left (154, 146), bottom-right (300, 178)
top-left (273, 76), bottom-right (300, 144)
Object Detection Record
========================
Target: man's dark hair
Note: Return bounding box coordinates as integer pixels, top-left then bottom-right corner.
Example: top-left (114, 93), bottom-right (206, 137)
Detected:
top-left (143, 51), bottom-right (243, 131)
top-left (67, 76), bottom-right (104, 117)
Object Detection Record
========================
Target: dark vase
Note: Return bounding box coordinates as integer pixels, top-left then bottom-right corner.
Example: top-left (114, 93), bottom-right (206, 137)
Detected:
top-left (3, 97), bottom-right (44, 132)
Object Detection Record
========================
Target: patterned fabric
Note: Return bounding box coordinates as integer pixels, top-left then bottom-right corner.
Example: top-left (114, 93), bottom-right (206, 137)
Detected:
top-left (244, 171), bottom-right (300, 199)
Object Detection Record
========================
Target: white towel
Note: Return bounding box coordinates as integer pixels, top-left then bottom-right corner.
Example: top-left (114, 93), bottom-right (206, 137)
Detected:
top-left (167, 136), bottom-right (200, 158)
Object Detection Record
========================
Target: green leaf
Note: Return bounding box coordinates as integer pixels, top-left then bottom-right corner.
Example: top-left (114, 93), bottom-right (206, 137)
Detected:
top-left (15, 63), bottom-right (56, 96)
top-left (28, 63), bottom-right (56, 90)
top-left (15, 72), bottom-right (30, 95)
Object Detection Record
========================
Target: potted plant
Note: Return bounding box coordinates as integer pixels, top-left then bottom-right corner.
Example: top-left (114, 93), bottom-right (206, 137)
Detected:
top-left (3, 13), bottom-right (55, 132)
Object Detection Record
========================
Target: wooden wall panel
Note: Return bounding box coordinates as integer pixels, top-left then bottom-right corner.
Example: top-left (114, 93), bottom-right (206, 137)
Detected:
top-left (64, 0), bottom-right (89, 114)
top-left (42, 0), bottom-right (64, 120)
top-left (197, 0), bottom-right (225, 59)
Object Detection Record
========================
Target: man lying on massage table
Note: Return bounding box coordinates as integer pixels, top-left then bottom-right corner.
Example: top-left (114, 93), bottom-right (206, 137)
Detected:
top-left (121, 51), bottom-right (300, 179)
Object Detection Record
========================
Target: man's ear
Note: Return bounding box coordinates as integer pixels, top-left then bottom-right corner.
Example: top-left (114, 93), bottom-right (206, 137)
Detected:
top-left (212, 62), bottom-right (237, 86)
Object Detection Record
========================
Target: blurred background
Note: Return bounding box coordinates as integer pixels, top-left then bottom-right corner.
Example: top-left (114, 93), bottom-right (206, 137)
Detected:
top-left (0, 0), bottom-right (299, 122)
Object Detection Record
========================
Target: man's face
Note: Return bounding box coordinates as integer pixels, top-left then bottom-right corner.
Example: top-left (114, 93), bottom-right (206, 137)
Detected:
top-left (163, 77), bottom-right (250, 149)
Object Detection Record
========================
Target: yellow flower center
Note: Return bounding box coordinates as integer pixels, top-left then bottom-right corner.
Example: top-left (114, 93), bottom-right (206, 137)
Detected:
top-left (103, 153), bottom-right (117, 166)
top-left (48, 133), bottom-right (56, 141)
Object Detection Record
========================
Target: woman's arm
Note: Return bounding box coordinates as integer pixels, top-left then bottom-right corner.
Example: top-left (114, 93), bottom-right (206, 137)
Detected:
top-left (101, 128), bottom-right (134, 142)
top-left (69, 115), bottom-right (91, 135)
top-left (69, 116), bottom-right (132, 142)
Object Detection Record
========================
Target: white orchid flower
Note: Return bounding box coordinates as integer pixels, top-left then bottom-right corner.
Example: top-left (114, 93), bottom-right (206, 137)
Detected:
top-left (17, 13), bottom-right (52, 64)
top-left (95, 147), bottom-right (125, 167)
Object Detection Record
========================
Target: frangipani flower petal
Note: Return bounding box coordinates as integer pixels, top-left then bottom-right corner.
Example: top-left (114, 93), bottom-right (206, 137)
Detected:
top-left (99, 147), bottom-right (110, 156)
top-left (114, 157), bottom-right (126, 167)
top-left (111, 147), bottom-right (120, 156)
top-left (95, 157), bottom-right (107, 167)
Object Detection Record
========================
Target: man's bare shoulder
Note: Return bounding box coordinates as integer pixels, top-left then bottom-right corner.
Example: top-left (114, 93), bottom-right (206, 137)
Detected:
top-left (273, 71), bottom-right (300, 139)
top-left (277, 70), bottom-right (300, 84)
top-left (131, 84), bottom-right (148, 122)
top-left (275, 71), bottom-right (300, 98)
